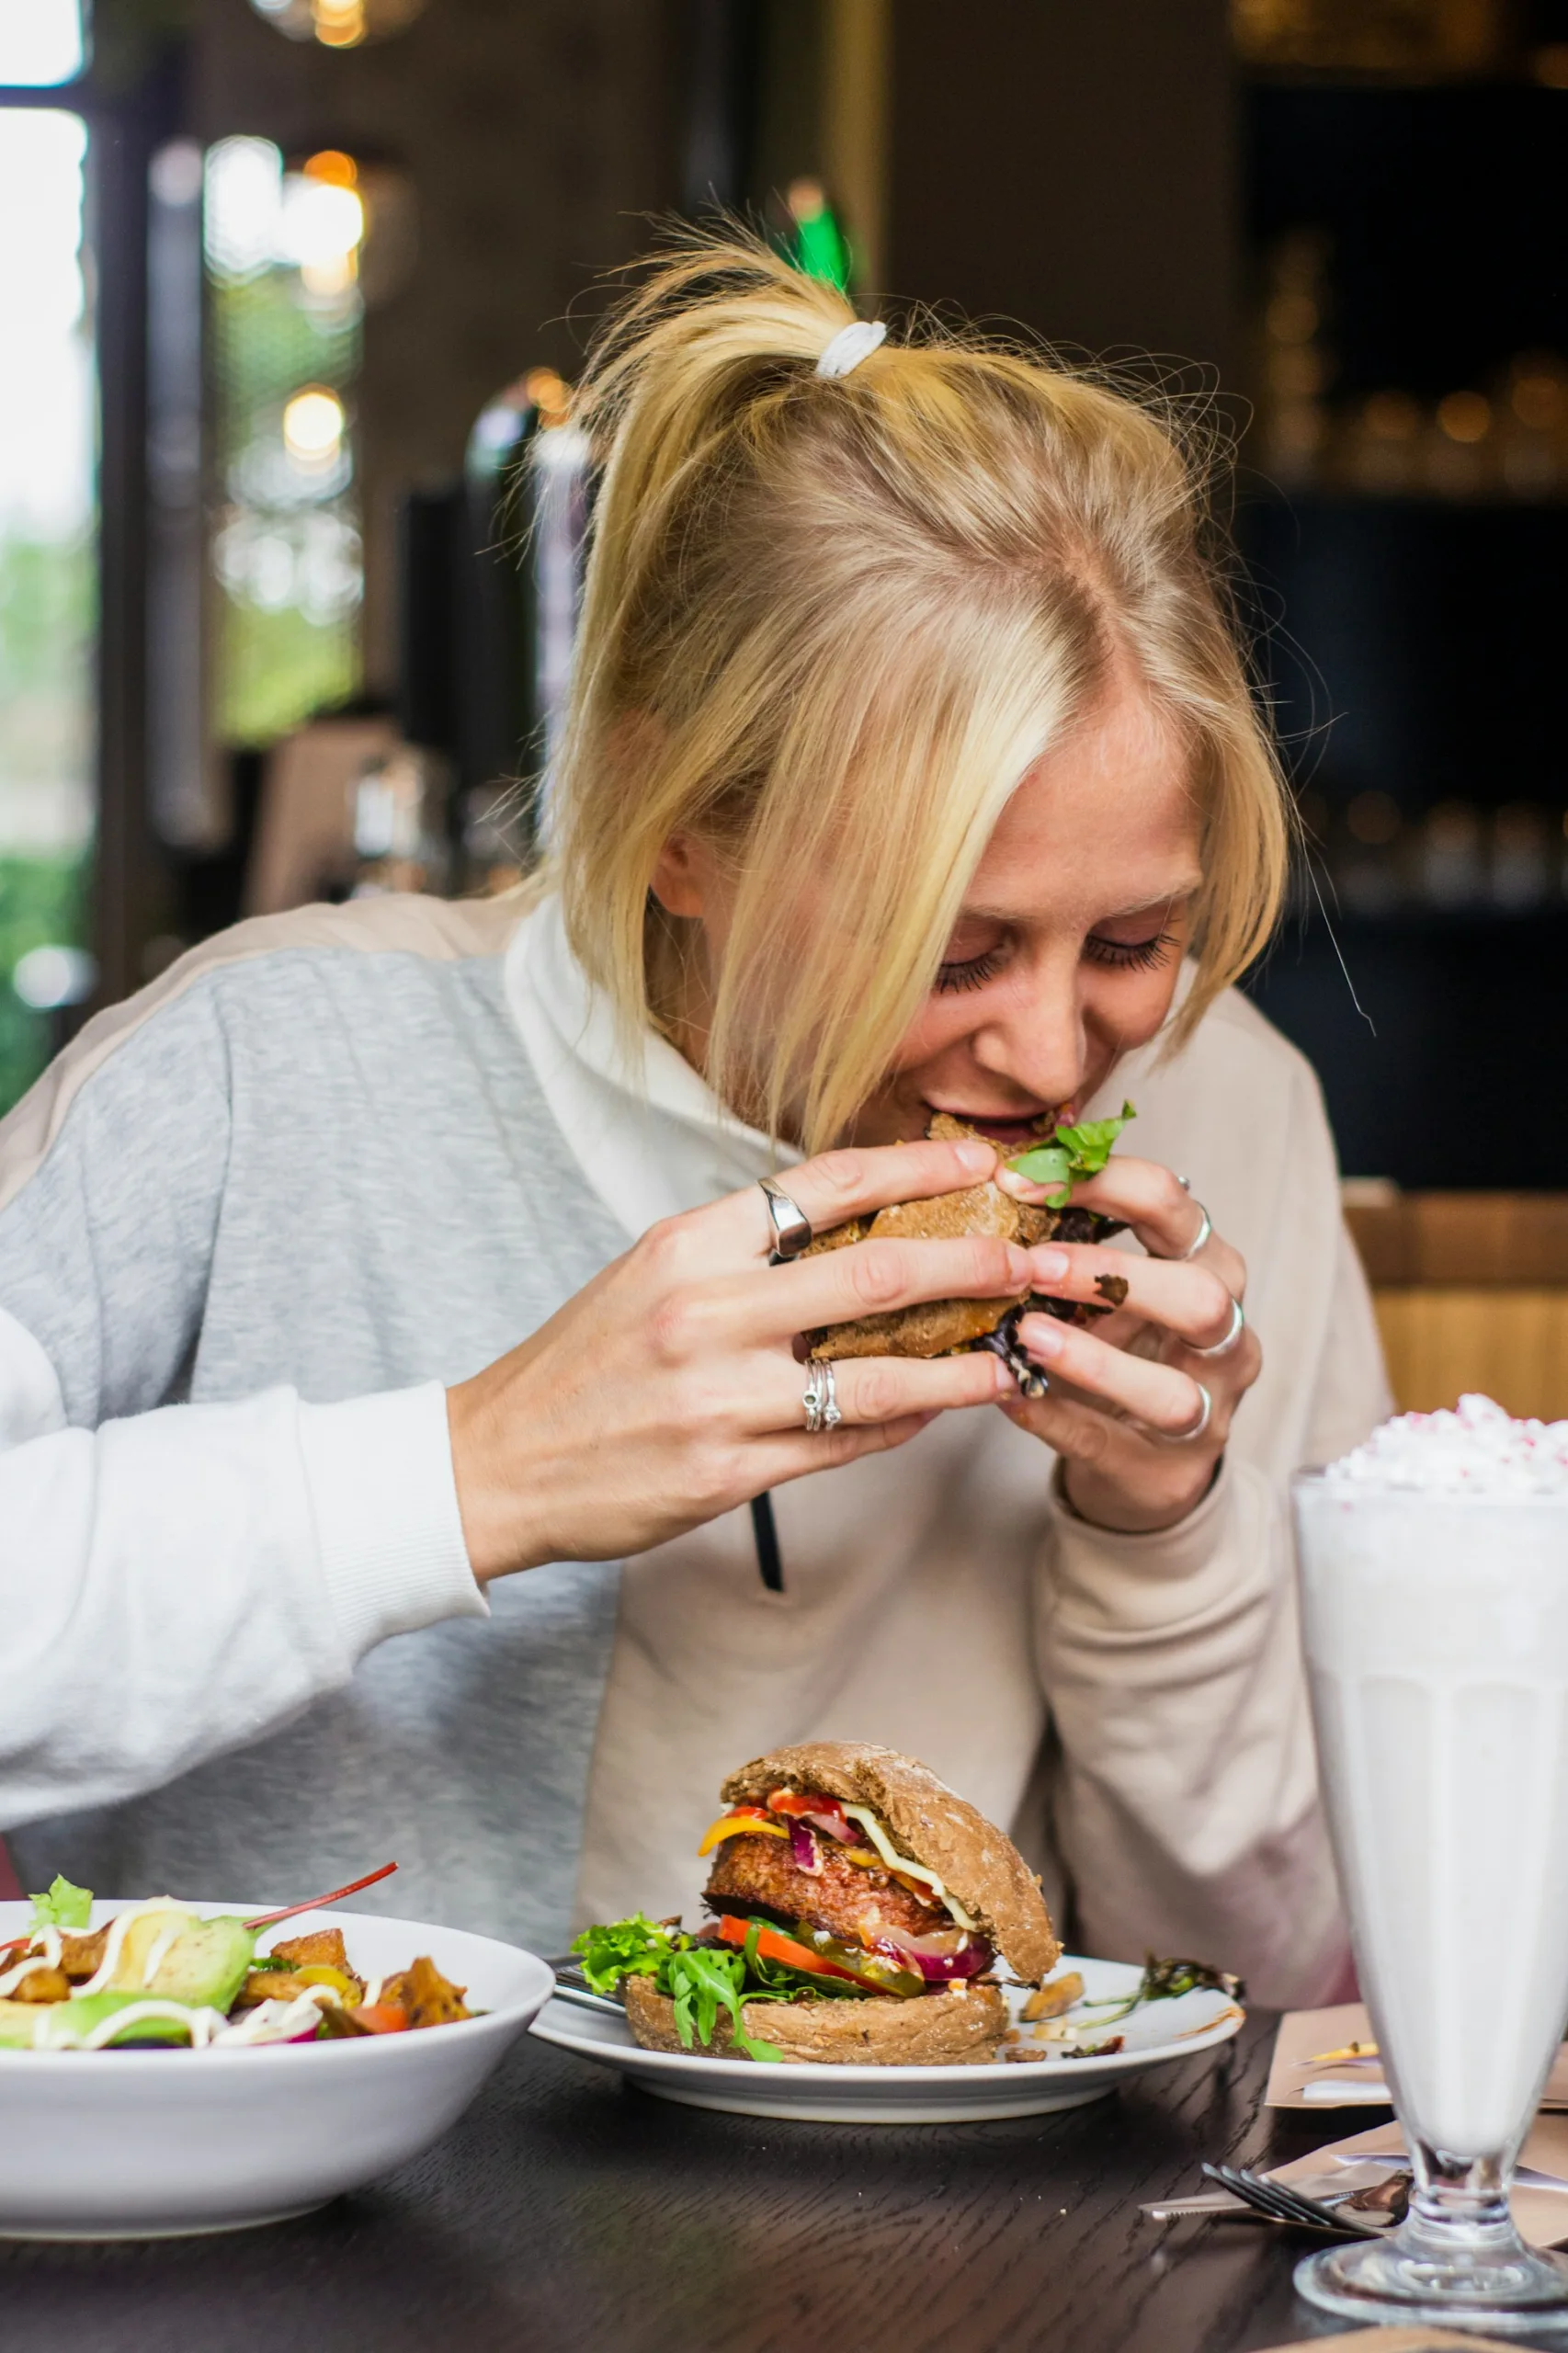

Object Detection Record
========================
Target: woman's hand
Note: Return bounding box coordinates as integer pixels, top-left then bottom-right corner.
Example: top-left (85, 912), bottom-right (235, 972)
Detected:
top-left (997, 1156), bottom-right (1261, 1535)
top-left (448, 1134), bottom-right (1030, 1582)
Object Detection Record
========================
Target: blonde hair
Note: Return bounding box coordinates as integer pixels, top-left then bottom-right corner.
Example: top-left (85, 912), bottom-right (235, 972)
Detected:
top-left (548, 230), bottom-right (1289, 1154)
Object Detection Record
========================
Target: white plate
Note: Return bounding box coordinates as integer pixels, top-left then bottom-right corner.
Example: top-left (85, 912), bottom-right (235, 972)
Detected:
top-left (0, 1898), bottom-right (554, 2240)
top-left (529, 1952), bottom-right (1245, 2123)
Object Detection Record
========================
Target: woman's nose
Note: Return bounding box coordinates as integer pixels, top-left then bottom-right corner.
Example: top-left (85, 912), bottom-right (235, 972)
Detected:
top-left (967, 982), bottom-right (1087, 1109)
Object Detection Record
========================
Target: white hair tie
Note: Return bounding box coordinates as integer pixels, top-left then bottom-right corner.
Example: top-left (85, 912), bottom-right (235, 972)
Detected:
top-left (814, 320), bottom-right (887, 379)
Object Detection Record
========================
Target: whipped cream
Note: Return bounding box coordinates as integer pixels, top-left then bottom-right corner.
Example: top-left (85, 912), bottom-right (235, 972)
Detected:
top-left (1325, 1392), bottom-right (1568, 1494)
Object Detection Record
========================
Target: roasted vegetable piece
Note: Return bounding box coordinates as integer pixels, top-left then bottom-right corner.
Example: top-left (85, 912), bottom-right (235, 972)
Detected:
top-left (381, 1955), bottom-right (470, 2029)
top-left (1022, 1971), bottom-right (1085, 2022)
top-left (269, 1928), bottom-right (351, 1972)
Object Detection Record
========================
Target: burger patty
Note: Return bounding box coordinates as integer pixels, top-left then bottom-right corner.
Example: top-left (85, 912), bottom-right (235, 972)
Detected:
top-left (704, 1833), bottom-right (951, 1945)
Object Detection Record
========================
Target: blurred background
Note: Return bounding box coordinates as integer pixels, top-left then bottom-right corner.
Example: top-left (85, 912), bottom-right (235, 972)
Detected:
top-left (2, 0), bottom-right (1567, 1413)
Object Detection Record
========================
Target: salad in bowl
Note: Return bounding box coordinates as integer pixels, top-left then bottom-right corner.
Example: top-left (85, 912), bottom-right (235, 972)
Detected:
top-left (0, 1866), bottom-right (554, 2239)
top-left (0, 1865), bottom-right (472, 2051)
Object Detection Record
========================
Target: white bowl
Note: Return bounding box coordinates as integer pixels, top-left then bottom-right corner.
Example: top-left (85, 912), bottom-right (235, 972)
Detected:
top-left (0, 1899), bottom-right (554, 2240)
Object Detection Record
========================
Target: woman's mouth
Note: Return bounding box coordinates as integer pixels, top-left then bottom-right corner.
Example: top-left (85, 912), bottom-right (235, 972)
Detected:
top-left (925, 1102), bottom-right (1074, 1148)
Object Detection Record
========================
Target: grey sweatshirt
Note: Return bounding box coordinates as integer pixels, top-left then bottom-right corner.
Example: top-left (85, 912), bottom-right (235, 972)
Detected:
top-left (0, 892), bottom-right (1390, 1999)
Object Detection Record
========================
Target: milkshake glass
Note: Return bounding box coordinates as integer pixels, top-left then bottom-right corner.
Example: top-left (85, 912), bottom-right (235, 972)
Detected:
top-left (1294, 1399), bottom-right (1568, 2333)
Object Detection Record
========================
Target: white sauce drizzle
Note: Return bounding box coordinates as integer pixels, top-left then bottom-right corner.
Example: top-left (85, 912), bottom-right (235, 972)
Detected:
top-left (74, 1900), bottom-right (189, 1999)
top-left (34, 2000), bottom-right (230, 2052)
top-left (139, 1920), bottom-right (185, 1990)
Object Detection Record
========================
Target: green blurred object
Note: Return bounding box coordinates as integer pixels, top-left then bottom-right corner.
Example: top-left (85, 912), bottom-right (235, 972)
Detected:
top-left (0, 855), bottom-right (88, 1116)
top-left (786, 176), bottom-right (852, 290)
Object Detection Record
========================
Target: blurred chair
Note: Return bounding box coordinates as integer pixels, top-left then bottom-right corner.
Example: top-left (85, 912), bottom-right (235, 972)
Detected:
top-left (245, 714), bottom-right (400, 915)
top-left (1346, 1183), bottom-right (1568, 1419)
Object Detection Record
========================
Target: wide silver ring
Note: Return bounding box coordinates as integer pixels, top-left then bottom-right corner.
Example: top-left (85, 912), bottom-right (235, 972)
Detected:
top-left (1157, 1200), bottom-right (1211, 1262)
top-left (803, 1356), bottom-right (841, 1435)
top-left (759, 1176), bottom-right (813, 1264)
top-left (1189, 1294), bottom-right (1244, 1358)
top-left (1155, 1381), bottom-right (1212, 1445)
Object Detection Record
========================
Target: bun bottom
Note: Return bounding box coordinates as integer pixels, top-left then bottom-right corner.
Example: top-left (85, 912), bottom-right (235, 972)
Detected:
top-left (621, 1973), bottom-right (1006, 2066)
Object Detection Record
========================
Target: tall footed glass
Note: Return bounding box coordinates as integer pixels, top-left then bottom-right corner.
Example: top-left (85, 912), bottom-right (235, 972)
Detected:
top-left (1294, 1475), bottom-right (1568, 2333)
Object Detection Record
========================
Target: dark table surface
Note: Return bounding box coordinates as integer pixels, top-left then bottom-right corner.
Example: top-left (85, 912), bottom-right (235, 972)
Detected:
top-left (0, 2008), bottom-right (1458, 2352)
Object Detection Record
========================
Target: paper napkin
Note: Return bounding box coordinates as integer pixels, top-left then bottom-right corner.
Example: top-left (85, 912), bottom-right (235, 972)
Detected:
top-left (1272, 2114), bottom-right (1568, 2249)
top-left (1267, 2003), bottom-right (1568, 2112)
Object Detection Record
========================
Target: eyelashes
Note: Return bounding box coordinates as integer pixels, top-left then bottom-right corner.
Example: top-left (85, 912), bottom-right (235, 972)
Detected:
top-left (934, 949), bottom-right (1006, 995)
top-left (933, 931), bottom-right (1176, 995)
top-left (1084, 930), bottom-right (1176, 973)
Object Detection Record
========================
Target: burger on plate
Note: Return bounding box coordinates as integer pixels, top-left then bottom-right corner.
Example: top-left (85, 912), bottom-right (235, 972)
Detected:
top-left (803, 1109), bottom-right (1134, 1397)
top-left (574, 1743), bottom-right (1060, 2065)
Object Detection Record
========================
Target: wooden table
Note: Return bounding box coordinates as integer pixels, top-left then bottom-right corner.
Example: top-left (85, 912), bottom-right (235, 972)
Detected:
top-left (0, 2010), bottom-right (1551, 2352)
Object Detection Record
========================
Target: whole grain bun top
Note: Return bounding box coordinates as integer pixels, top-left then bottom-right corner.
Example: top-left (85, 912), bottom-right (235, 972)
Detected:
top-left (719, 1741), bottom-right (1060, 1983)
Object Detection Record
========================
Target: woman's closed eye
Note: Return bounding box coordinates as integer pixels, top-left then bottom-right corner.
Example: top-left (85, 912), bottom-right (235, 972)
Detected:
top-left (1084, 929), bottom-right (1176, 972)
top-left (934, 946), bottom-right (1006, 995)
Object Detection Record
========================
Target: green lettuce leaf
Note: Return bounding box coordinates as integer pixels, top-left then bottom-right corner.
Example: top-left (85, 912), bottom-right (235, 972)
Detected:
top-left (571, 1915), bottom-right (789, 2062)
top-left (1007, 1100), bottom-right (1134, 1201)
top-left (29, 1874), bottom-right (93, 1932)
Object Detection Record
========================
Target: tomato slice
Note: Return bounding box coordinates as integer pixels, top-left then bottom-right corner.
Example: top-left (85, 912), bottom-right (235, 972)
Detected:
top-left (714, 1915), bottom-right (882, 1989)
top-left (350, 2003), bottom-right (408, 2034)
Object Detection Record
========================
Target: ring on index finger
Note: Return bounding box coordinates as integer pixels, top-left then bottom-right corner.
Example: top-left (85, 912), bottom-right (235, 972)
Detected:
top-left (1189, 1295), bottom-right (1245, 1359)
top-left (1153, 1199), bottom-right (1211, 1262)
top-left (759, 1176), bottom-right (813, 1264)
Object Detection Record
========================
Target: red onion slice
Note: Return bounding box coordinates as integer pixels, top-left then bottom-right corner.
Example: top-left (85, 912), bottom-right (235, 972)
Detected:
top-left (789, 1822), bottom-right (824, 1875)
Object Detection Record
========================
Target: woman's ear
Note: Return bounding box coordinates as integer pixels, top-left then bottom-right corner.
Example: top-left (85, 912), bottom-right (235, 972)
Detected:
top-left (650, 832), bottom-right (708, 918)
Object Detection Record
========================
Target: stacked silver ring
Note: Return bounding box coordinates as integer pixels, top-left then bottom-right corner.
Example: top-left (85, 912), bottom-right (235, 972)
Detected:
top-left (803, 1356), bottom-right (841, 1434)
top-left (1190, 1294), bottom-right (1245, 1358)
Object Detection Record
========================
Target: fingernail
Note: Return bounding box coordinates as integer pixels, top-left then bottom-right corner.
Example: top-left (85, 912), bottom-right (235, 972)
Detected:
top-left (1004, 1245), bottom-right (1031, 1286)
top-left (956, 1139), bottom-right (995, 1173)
top-left (992, 1358), bottom-right (1014, 1395)
top-left (1021, 1316), bottom-right (1065, 1359)
top-left (1029, 1247), bottom-right (1070, 1283)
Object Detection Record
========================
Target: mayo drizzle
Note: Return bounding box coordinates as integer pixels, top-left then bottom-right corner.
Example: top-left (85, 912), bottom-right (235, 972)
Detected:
top-left (34, 2000), bottom-right (230, 2052)
top-left (74, 1900), bottom-right (189, 1999)
top-left (0, 1926), bottom-right (64, 1998)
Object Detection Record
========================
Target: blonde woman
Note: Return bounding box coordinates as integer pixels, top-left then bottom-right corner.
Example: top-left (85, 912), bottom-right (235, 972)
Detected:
top-left (0, 238), bottom-right (1383, 2004)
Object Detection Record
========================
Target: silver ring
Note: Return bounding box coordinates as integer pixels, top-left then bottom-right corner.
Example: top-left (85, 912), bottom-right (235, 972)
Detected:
top-left (1155, 1381), bottom-right (1212, 1445)
top-left (1189, 1295), bottom-right (1244, 1358)
top-left (1157, 1200), bottom-right (1211, 1262)
top-left (802, 1356), bottom-right (840, 1435)
top-left (759, 1176), bottom-right (813, 1263)
top-left (1176, 1175), bottom-right (1192, 1193)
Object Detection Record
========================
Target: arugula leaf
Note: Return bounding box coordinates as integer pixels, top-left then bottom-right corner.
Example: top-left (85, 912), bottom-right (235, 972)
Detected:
top-left (28, 1875), bottom-right (93, 1932)
top-left (572, 1915), bottom-right (792, 2062)
top-left (1077, 1950), bottom-right (1244, 2025)
top-left (667, 1944), bottom-right (783, 2063)
top-left (1008, 1100), bottom-right (1134, 1202)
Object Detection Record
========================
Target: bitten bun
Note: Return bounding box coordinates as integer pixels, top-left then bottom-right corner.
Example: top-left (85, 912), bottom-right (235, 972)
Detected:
top-left (622, 1972), bottom-right (1007, 2066)
top-left (719, 1740), bottom-right (1061, 1985)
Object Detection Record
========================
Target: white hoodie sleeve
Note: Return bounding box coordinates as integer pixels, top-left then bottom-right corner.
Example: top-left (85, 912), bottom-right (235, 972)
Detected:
top-left (0, 980), bottom-right (482, 1830)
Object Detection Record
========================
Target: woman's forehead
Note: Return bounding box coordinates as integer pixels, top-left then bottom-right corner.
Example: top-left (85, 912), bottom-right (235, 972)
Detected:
top-left (965, 690), bottom-right (1202, 918)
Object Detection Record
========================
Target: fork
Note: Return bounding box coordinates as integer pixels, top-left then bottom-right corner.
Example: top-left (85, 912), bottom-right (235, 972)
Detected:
top-left (1200, 2163), bottom-right (1387, 2235)
top-left (543, 1956), bottom-right (627, 2017)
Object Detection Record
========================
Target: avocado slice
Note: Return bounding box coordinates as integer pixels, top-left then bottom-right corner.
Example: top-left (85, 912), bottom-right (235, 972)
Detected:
top-left (0, 1990), bottom-right (204, 2049)
top-left (142, 1915), bottom-right (256, 2013)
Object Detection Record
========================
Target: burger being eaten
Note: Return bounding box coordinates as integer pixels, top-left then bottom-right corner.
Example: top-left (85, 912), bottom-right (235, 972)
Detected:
top-left (574, 1743), bottom-right (1060, 2064)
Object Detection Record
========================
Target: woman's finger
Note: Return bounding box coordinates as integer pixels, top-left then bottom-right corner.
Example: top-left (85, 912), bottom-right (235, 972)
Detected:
top-left (1020, 1240), bottom-right (1245, 1346)
top-left (1013, 1310), bottom-right (1222, 1438)
top-left (742, 1339), bottom-right (1013, 1435)
top-left (1057, 1155), bottom-right (1215, 1265)
top-left (669, 1227), bottom-right (1035, 1350)
top-left (699, 1134), bottom-right (999, 1262)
